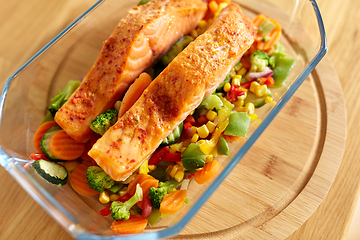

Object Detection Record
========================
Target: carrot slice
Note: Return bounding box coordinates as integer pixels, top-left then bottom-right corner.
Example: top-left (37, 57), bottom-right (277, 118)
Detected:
top-left (194, 160), bottom-right (220, 184)
top-left (111, 215), bottom-right (148, 235)
top-left (159, 190), bottom-right (187, 215)
top-left (127, 173), bottom-right (155, 196)
top-left (49, 130), bottom-right (85, 160)
top-left (118, 72), bottom-right (152, 118)
top-left (33, 121), bottom-right (58, 152)
top-left (70, 162), bottom-right (98, 197)
top-left (256, 18), bottom-right (281, 51)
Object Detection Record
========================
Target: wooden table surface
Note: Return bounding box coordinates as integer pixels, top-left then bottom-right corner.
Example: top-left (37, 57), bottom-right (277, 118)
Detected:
top-left (0, 0), bottom-right (358, 239)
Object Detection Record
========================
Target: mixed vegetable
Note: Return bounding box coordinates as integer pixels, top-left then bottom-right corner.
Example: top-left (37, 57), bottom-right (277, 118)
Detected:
top-left (29, 0), bottom-right (296, 235)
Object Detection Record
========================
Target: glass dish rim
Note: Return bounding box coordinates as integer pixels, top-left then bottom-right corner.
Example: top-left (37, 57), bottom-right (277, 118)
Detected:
top-left (0, 0), bottom-right (327, 239)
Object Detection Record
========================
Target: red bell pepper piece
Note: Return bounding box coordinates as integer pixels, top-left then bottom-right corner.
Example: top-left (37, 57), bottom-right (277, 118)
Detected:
top-left (98, 193), bottom-right (131, 216)
top-left (227, 84), bottom-right (245, 102)
top-left (187, 173), bottom-right (196, 179)
top-left (148, 146), bottom-right (170, 165)
top-left (30, 153), bottom-right (48, 161)
top-left (162, 152), bottom-right (182, 162)
top-left (183, 122), bottom-right (192, 130)
top-left (184, 115), bottom-right (196, 124)
top-left (264, 75), bottom-right (275, 87)
top-left (141, 195), bottom-right (152, 218)
top-left (240, 81), bottom-right (252, 89)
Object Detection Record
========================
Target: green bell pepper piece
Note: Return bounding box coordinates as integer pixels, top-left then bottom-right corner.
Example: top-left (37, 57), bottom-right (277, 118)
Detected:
top-left (224, 112), bottom-right (251, 137)
top-left (138, 0), bottom-right (153, 6)
top-left (108, 183), bottom-right (124, 193)
top-left (147, 208), bottom-right (162, 226)
top-left (149, 167), bottom-right (167, 181)
top-left (216, 74), bottom-right (231, 92)
top-left (199, 94), bottom-right (223, 110)
top-left (182, 157), bottom-right (205, 170)
top-left (258, 20), bottom-right (276, 37)
top-left (181, 143), bottom-right (206, 161)
top-left (217, 136), bottom-right (229, 156)
top-left (271, 57), bottom-right (296, 88)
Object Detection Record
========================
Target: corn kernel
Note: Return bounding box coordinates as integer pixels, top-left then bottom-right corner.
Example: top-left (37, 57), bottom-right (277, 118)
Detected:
top-left (231, 76), bottom-right (241, 86)
top-left (118, 189), bottom-right (127, 197)
top-left (229, 70), bottom-right (236, 78)
top-left (271, 100), bottom-right (277, 107)
top-left (174, 171), bottom-right (184, 182)
top-left (223, 83), bottom-right (231, 92)
top-left (209, 1), bottom-right (219, 14)
top-left (237, 67), bottom-right (247, 76)
top-left (265, 96), bottom-right (273, 103)
top-left (234, 63), bottom-right (243, 71)
top-left (233, 99), bottom-right (244, 107)
top-left (198, 20), bottom-right (207, 29)
top-left (190, 29), bottom-right (198, 38)
top-left (170, 142), bottom-right (183, 152)
top-left (245, 102), bottom-right (255, 114)
top-left (148, 165), bottom-right (157, 171)
top-left (197, 125), bottom-right (209, 138)
top-left (170, 165), bottom-right (179, 178)
top-left (206, 121), bottom-right (216, 133)
top-left (206, 110), bottom-right (217, 121)
top-left (110, 193), bottom-right (120, 202)
top-left (206, 155), bottom-right (213, 163)
top-left (99, 191), bottom-right (110, 204)
top-left (168, 147), bottom-right (177, 153)
top-left (248, 113), bottom-right (258, 121)
top-left (239, 87), bottom-right (248, 92)
top-left (234, 106), bottom-right (246, 112)
top-left (191, 126), bottom-right (197, 134)
top-left (250, 81), bottom-right (260, 93)
top-left (255, 85), bottom-right (268, 97)
top-left (63, 160), bottom-right (80, 172)
top-left (191, 133), bottom-right (199, 143)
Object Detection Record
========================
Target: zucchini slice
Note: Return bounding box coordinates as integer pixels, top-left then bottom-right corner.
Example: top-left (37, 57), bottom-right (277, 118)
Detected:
top-left (40, 126), bottom-right (65, 162)
top-left (32, 160), bottom-right (68, 186)
top-left (162, 122), bottom-right (183, 145)
top-left (244, 89), bottom-right (271, 108)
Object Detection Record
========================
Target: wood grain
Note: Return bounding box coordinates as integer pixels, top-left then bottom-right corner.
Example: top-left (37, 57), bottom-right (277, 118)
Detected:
top-left (0, 0), bottom-right (358, 239)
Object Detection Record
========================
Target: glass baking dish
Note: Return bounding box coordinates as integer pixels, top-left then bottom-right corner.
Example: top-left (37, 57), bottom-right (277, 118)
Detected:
top-left (0, 0), bottom-right (326, 239)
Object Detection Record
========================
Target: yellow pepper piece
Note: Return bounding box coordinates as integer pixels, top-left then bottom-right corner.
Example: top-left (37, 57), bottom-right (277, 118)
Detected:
top-left (199, 128), bottom-right (222, 155)
top-left (139, 159), bottom-right (149, 175)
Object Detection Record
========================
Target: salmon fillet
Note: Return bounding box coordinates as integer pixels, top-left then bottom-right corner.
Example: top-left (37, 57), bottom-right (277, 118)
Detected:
top-left (54, 0), bottom-right (207, 143)
top-left (88, 3), bottom-right (257, 181)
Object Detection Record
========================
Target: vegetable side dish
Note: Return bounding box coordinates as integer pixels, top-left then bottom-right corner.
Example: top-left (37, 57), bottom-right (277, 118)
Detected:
top-left (30, 0), bottom-right (296, 235)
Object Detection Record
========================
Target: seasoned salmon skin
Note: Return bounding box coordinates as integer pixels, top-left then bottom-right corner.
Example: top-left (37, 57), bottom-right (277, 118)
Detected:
top-left (89, 3), bottom-right (257, 181)
top-left (54, 0), bottom-right (207, 143)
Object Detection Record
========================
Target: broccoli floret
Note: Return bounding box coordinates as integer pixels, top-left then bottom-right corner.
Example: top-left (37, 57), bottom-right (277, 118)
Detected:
top-left (250, 50), bottom-right (270, 72)
top-left (148, 179), bottom-right (182, 209)
top-left (110, 184), bottom-right (143, 221)
top-left (86, 166), bottom-right (114, 192)
top-left (90, 109), bottom-right (118, 135)
top-left (48, 80), bottom-right (80, 117)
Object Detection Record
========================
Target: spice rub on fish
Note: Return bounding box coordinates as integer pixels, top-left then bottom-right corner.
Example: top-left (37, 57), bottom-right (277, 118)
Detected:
top-left (88, 3), bottom-right (257, 181)
top-left (54, 0), bottom-right (207, 143)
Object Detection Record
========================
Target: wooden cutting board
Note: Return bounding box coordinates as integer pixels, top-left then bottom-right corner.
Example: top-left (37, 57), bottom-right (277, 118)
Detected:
top-left (171, 55), bottom-right (346, 239)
